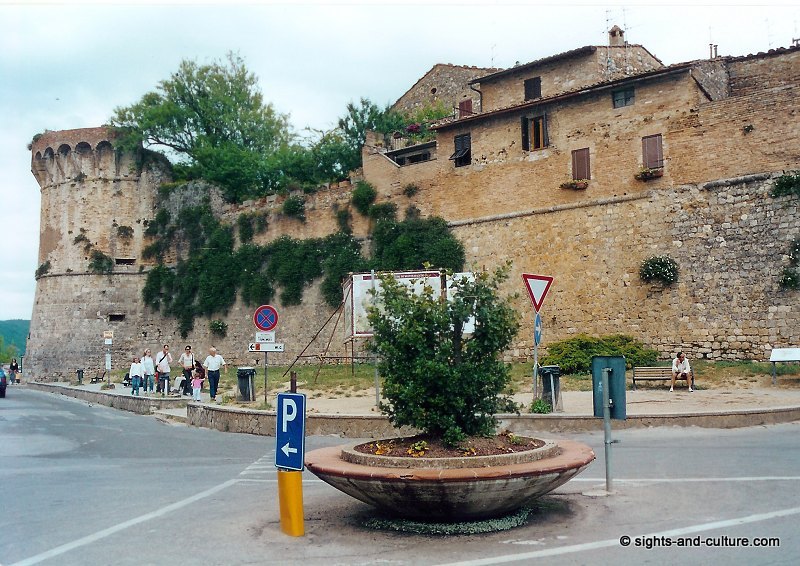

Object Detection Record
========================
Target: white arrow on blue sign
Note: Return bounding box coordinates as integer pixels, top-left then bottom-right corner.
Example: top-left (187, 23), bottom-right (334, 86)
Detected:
top-left (275, 392), bottom-right (306, 471)
top-left (534, 312), bottom-right (543, 346)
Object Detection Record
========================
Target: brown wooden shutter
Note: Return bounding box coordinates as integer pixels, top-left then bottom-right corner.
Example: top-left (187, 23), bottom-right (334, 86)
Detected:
top-left (524, 77), bottom-right (542, 100)
top-left (521, 117), bottom-right (530, 151)
top-left (642, 134), bottom-right (663, 169)
top-left (458, 99), bottom-right (473, 117)
top-left (571, 148), bottom-right (590, 180)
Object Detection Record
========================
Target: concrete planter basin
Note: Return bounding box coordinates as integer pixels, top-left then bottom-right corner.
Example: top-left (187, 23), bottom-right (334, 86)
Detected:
top-left (305, 438), bottom-right (595, 521)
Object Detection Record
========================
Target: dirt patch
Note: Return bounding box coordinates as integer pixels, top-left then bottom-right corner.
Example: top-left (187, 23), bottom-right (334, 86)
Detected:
top-left (353, 432), bottom-right (544, 458)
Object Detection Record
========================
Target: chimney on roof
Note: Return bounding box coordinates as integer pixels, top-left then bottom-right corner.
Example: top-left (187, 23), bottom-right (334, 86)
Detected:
top-left (609, 25), bottom-right (625, 47)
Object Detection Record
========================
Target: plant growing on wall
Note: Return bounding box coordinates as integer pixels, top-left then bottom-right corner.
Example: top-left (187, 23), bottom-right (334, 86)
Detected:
top-left (282, 195), bottom-right (306, 221)
top-left (237, 213), bottom-right (255, 243)
top-left (142, 197), bottom-right (464, 334)
top-left (639, 255), bottom-right (679, 285)
top-left (352, 181), bottom-right (377, 215)
top-left (209, 319), bottom-right (228, 337)
top-left (35, 261), bottom-right (51, 279)
top-left (771, 172), bottom-right (800, 199)
top-left (88, 250), bottom-right (114, 274)
top-left (779, 236), bottom-right (800, 290)
top-left (368, 202), bottom-right (397, 222)
top-left (402, 183), bottom-right (419, 197)
top-left (117, 225), bottom-right (134, 240)
top-left (367, 264), bottom-right (520, 446)
top-left (334, 207), bottom-right (352, 233)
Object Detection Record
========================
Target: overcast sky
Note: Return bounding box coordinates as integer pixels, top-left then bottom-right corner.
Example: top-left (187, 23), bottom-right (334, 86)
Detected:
top-left (1, 0), bottom-right (798, 320)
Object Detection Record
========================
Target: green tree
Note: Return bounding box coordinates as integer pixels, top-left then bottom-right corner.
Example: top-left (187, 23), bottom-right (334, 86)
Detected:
top-left (336, 98), bottom-right (405, 171)
top-left (111, 53), bottom-right (292, 201)
top-left (368, 265), bottom-right (520, 446)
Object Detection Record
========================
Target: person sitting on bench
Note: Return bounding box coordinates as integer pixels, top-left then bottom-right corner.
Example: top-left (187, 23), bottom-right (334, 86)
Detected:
top-left (671, 351), bottom-right (693, 392)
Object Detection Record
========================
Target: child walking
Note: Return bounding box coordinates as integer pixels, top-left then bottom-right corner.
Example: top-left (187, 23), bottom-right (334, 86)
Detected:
top-left (129, 356), bottom-right (142, 396)
top-left (191, 368), bottom-right (203, 402)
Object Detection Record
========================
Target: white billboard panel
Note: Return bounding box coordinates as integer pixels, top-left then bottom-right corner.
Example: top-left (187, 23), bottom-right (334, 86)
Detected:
top-left (343, 270), bottom-right (474, 339)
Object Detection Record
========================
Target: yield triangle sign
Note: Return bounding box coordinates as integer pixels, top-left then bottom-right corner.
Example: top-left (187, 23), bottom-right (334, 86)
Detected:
top-left (522, 273), bottom-right (554, 312)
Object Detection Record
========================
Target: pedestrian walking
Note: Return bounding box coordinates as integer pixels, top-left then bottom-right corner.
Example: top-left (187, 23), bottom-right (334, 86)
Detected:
top-left (155, 344), bottom-right (173, 395)
top-left (129, 356), bottom-right (142, 396)
top-left (9, 358), bottom-right (19, 384)
top-left (177, 345), bottom-right (195, 396)
top-left (141, 349), bottom-right (155, 394)
top-left (202, 346), bottom-right (227, 402)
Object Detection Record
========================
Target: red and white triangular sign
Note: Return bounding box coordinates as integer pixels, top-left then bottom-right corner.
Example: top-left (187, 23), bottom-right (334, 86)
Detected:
top-left (522, 273), bottom-right (554, 312)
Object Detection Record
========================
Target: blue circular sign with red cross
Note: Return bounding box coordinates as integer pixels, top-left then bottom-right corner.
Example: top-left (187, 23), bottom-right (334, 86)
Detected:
top-left (253, 305), bottom-right (279, 331)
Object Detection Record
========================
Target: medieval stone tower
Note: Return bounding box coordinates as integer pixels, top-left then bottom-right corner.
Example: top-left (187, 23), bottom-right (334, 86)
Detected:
top-left (28, 127), bottom-right (169, 379)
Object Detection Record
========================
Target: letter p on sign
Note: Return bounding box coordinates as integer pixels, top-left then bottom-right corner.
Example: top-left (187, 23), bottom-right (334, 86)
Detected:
top-left (282, 397), bottom-right (297, 433)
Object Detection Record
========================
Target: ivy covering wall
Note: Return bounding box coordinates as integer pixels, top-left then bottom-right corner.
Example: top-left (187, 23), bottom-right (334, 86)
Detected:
top-left (142, 198), bottom-right (465, 337)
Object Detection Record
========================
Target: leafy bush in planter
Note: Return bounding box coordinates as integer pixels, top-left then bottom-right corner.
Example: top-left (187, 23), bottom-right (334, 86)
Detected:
top-left (368, 265), bottom-right (520, 446)
top-left (639, 255), bottom-right (678, 285)
top-left (541, 334), bottom-right (658, 375)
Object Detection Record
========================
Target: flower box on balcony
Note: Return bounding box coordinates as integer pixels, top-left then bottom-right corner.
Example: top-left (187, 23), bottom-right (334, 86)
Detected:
top-left (634, 168), bottom-right (664, 181)
top-left (559, 179), bottom-right (589, 190)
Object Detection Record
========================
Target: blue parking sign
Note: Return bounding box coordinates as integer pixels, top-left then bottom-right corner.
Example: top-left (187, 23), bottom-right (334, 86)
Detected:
top-left (275, 392), bottom-right (306, 471)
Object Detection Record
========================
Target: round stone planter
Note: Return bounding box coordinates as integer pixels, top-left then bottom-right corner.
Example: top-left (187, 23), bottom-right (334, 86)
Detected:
top-left (305, 438), bottom-right (595, 521)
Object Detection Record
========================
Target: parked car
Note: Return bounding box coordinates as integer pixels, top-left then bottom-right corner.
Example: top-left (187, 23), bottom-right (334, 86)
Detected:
top-left (0, 367), bottom-right (7, 398)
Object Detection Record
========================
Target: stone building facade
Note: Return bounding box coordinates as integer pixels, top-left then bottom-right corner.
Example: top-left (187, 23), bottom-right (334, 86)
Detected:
top-left (26, 38), bottom-right (799, 379)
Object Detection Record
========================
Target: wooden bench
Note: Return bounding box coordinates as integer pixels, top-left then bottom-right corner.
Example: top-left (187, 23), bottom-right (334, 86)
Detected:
top-left (90, 373), bottom-right (104, 384)
top-left (632, 366), bottom-right (694, 390)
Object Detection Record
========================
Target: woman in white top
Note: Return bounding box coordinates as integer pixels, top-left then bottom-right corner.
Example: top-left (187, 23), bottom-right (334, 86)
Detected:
top-left (129, 356), bottom-right (143, 396)
top-left (141, 349), bottom-right (156, 394)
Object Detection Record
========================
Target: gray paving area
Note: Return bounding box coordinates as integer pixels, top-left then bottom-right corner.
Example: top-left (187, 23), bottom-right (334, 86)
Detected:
top-left (1, 387), bottom-right (799, 565)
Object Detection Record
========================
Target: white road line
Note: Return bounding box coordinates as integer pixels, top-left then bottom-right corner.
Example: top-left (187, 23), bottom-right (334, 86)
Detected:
top-left (9, 479), bottom-right (239, 566)
top-left (569, 476), bottom-right (800, 483)
top-left (435, 505), bottom-right (800, 566)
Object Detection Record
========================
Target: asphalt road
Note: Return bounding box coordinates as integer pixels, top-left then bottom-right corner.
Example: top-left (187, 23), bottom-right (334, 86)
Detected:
top-left (1, 388), bottom-right (799, 565)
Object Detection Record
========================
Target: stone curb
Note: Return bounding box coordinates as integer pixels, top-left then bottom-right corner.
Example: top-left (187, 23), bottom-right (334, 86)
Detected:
top-left (24, 383), bottom-right (800, 435)
top-left (25, 382), bottom-right (188, 415)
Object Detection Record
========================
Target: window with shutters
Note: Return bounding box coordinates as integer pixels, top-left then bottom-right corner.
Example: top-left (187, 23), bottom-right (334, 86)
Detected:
top-left (450, 133), bottom-right (471, 167)
top-left (524, 77), bottom-right (542, 100)
top-left (642, 134), bottom-right (664, 169)
top-left (458, 99), bottom-right (473, 118)
top-left (521, 115), bottom-right (548, 151)
top-left (571, 148), bottom-right (590, 180)
top-left (612, 87), bottom-right (635, 108)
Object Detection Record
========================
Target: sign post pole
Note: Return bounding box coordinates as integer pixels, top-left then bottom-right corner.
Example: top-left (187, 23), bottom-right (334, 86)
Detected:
top-left (264, 351), bottom-right (268, 405)
top-left (522, 274), bottom-right (553, 403)
top-left (276, 392), bottom-right (306, 537)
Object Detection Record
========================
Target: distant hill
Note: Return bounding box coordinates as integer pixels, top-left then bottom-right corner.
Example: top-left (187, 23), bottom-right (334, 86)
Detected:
top-left (0, 319), bottom-right (29, 358)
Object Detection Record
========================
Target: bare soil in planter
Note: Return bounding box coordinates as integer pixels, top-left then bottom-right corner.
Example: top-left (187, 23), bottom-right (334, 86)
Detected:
top-left (353, 432), bottom-right (544, 459)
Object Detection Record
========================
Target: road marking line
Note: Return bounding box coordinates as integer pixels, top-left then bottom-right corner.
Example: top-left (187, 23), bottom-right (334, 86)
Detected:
top-left (434, 505), bottom-right (800, 566)
top-left (9, 479), bottom-right (238, 566)
top-left (569, 476), bottom-right (800, 483)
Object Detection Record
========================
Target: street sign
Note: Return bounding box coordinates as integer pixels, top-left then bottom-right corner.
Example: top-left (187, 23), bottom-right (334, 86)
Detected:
top-left (249, 342), bottom-right (285, 353)
top-left (253, 305), bottom-right (279, 331)
top-left (104, 338), bottom-right (113, 345)
top-left (522, 273), bottom-right (554, 312)
top-left (103, 330), bottom-right (114, 340)
top-left (534, 312), bottom-right (543, 346)
top-left (276, 392), bottom-right (306, 471)
top-left (255, 331), bottom-right (276, 344)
